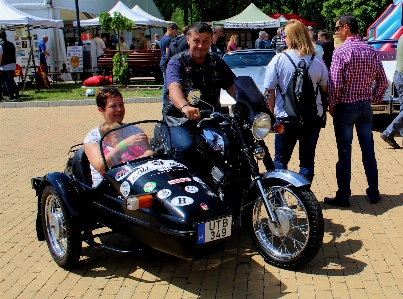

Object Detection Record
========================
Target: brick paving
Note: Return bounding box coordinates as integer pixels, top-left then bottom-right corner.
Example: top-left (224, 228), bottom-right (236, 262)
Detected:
top-left (0, 103), bottom-right (402, 298)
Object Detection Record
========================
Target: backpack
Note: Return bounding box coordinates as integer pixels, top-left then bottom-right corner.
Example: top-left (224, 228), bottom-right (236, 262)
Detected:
top-left (167, 35), bottom-right (188, 60)
top-left (277, 52), bottom-right (326, 129)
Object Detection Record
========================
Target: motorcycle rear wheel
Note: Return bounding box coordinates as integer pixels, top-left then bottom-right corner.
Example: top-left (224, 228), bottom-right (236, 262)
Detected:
top-left (41, 186), bottom-right (82, 269)
top-left (246, 182), bottom-right (323, 270)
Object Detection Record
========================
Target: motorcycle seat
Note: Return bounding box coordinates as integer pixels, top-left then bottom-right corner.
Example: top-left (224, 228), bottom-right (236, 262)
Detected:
top-left (71, 148), bottom-right (93, 187)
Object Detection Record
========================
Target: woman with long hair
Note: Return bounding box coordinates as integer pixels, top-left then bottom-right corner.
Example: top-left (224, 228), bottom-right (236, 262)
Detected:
top-left (227, 34), bottom-right (238, 52)
top-left (263, 19), bottom-right (328, 181)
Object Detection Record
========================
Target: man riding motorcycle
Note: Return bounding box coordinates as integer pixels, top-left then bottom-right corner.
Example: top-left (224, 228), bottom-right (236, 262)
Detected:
top-left (163, 22), bottom-right (273, 183)
top-left (163, 22), bottom-right (235, 183)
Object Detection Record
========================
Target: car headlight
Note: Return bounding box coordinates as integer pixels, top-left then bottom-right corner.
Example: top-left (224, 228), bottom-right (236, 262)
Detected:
top-left (252, 113), bottom-right (271, 140)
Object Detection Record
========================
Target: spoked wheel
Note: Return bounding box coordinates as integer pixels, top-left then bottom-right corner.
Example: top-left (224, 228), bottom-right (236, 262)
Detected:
top-left (41, 186), bottom-right (82, 268)
top-left (246, 182), bottom-right (323, 270)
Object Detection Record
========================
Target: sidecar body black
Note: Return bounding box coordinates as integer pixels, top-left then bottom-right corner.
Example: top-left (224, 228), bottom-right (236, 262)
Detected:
top-left (32, 121), bottom-right (232, 268)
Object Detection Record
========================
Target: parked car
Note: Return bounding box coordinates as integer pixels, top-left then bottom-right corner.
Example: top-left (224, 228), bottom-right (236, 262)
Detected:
top-left (368, 39), bottom-right (400, 115)
top-left (220, 49), bottom-right (277, 107)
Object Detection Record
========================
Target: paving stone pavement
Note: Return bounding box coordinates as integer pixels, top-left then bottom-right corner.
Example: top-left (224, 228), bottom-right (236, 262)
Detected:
top-left (0, 103), bottom-right (402, 299)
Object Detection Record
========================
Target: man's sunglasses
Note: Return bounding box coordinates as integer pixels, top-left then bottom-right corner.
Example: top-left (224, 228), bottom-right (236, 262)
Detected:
top-left (334, 24), bottom-right (344, 31)
top-left (99, 87), bottom-right (119, 94)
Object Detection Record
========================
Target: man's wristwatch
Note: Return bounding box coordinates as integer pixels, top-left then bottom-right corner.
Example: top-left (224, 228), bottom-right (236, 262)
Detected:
top-left (180, 103), bottom-right (189, 112)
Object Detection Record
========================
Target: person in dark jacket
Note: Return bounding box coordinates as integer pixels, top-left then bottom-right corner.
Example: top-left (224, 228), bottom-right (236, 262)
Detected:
top-left (255, 31), bottom-right (271, 49)
top-left (0, 30), bottom-right (19, 101)
top-left (318, 31), bottom-right (334, 70)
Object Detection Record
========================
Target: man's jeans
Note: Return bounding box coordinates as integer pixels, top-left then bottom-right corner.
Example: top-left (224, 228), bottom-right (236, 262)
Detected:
top-left (333, 101), bottom-right (379, 200)
top-left (1, 70), bottom-right (19, 99)
top-left (274, 119), bottom-right (320, 181)
top-left (170, 123), bottom-right (213, 186)
top-left (383, 71), bottom-right (403, 137)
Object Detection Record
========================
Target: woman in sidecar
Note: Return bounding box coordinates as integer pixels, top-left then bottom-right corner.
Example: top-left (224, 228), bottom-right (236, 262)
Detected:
top-left (84, 88), bottom-right (153, 187)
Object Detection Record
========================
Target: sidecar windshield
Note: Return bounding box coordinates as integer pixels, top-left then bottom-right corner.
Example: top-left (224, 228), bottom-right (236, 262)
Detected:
top-left (100, 121), bottom-right (172, 169)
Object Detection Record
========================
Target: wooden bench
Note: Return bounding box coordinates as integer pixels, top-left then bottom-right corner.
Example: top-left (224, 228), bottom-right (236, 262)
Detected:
top-left (97, 50), bottom-right (163, 84)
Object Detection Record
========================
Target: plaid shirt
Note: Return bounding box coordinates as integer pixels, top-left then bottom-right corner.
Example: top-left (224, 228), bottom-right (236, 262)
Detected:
top-left (328, 36), bottom-right (387, 106)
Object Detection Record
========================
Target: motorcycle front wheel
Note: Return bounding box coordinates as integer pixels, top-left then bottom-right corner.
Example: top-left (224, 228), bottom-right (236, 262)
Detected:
top-left (245, 181), bottom-right (323, 270)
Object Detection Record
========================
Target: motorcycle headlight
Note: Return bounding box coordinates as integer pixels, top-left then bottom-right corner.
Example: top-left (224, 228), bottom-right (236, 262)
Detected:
top-left (252, 113), bottom-right (271, 140)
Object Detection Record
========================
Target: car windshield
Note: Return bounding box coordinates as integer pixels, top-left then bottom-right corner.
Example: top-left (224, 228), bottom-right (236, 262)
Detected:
top-left (223, 51), bottom-right (276, 69)
top-left (100, 121), bottom-right (172, 169)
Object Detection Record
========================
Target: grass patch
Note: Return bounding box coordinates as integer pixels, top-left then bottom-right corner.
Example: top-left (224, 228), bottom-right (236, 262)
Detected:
top-left (16, 82), bottom-right (162, 102)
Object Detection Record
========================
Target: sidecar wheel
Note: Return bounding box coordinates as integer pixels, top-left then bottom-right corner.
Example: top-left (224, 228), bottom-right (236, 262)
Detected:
top-left (246, 183), bottom-right (323, 270)
top-left (41, 186), bottom-right (82, 269)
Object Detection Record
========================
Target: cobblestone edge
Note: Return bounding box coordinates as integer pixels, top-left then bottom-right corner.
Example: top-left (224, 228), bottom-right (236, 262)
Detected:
top-left (0, 97), bottom-right (162, 108)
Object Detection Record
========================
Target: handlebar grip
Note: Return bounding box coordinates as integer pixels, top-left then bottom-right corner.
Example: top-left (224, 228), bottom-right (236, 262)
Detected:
top-left (200, 110), bottom-right (212, 117)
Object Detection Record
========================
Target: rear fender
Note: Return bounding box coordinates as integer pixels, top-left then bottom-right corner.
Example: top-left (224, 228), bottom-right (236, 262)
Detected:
top-left (240, 170), bottom-right (311, 226)
top-left (34, 172), bottom-right (88, 241)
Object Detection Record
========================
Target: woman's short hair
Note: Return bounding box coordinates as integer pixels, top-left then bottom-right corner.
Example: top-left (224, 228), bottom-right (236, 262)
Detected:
top-left (284, 19), bottom-right (315, 56)
top-left (95, 88), bottom-right (123, 110)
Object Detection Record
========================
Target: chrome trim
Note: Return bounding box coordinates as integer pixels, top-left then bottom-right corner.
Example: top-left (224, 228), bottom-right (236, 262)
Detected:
top-left (262, 169), bottom-right (311, 187)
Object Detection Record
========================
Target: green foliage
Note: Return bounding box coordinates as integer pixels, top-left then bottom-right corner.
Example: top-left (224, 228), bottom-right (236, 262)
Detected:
top-left (112, 51), bottom-right (130, 85)
top-left (322, 0), bottom-right (389, 32)
top-left (99, 12), bottom-right (113, 32)
top-left (171, 8), bottom-right (185, 29)
top-left (111, 11), bottom-right (134, 32)
top-left (99, 12), bottom-right (134, 86)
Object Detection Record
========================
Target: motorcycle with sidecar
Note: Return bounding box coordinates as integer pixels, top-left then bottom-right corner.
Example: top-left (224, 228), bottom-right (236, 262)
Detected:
top-left (32, 76), bottom-right (324, 270)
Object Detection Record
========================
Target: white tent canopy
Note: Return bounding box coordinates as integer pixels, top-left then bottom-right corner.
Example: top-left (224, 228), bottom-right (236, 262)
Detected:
top-left (0, 0), bottom-right (64, 29)
top-left (131, 5), bottom-right (170, 27)
top-left (74, 1), bottom-right (151, 27)
top-left (223, 3), bottom-right (280, 29)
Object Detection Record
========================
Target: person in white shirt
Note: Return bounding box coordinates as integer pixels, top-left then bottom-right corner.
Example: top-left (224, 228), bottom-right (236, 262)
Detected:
top-left (119, 37), bottom-right (129, 51)
top-left (93, 33), bottom-right (105, 57)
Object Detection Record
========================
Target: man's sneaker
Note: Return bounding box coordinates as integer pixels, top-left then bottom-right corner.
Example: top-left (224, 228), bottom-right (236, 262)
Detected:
top-left (380, 134), bottom-right (400, 149)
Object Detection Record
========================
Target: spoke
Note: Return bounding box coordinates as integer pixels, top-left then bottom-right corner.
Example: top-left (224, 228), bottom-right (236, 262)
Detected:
top-left (287, 234), bottom-right (306, 251)
top-left (294, 223), bottom-right (309, 236)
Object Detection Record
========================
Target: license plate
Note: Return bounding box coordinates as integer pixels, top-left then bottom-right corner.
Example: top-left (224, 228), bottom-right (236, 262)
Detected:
top-left (197, 216), bottom-right (232, 244)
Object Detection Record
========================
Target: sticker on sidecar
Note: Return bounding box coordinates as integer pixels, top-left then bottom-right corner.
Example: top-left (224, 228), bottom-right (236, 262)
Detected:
top-left (193, 177), bottom-right (209, 190)
top-left (197, 216), bottom-right (232, 244)
top-left (185, 186), bottom-right (198, 193)
top-left (171, 196), bottom-right (194, 206)
top-left (120, 181), bottom-right (131, 198)
top-left (115, 169), bottom-right (131, 181)
top-left (127, 160), bottom-right (187, 184)
top-left (157, 189), bottom-right (172, 199)
top-left (143, 182), bottom-right (156, 193)
top-left (168, 177), bottom-right (191, 185)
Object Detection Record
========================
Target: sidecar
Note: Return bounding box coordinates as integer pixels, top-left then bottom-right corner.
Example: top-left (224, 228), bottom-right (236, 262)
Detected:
top-left (31, 120), bottom-right (232, 269)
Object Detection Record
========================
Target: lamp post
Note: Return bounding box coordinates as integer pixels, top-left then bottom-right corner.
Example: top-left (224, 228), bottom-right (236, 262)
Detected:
top-left (75, 0), bottom-right (82, 46)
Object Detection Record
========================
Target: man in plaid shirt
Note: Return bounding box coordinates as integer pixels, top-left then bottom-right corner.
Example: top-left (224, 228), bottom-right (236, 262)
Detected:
top-left (324, 13), bottom-right (388, 208)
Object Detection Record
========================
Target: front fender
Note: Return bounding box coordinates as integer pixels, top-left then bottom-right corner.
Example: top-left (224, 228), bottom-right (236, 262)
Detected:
top-left (34, 172), bottom-right (89, 241)
top-left (240, 170), bottom-right (311, 227)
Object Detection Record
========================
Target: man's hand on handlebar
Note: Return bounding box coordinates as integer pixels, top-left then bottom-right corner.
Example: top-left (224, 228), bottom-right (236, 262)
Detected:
top-left (182, 105), bottom-right (201, 121)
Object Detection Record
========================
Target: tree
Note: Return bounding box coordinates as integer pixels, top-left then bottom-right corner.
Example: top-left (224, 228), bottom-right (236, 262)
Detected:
top-left (322, 0), bottom-right (389, 32)
top-left (99, 12), bottom-right (133, 85)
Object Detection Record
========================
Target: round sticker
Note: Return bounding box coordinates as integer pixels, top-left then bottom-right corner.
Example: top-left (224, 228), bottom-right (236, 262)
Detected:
top-left (157, 189), bottom-right (172, 199)
top-left (185, 186), bottom-right (198, 194)
top-left (70, 56), bottom-right (80, 68)
top-left (144, 182), bottom-right (156, 193)
top-left (171, 196), bottom-right (194, 206)
top-left (120, 181), bottom-right (130, 198)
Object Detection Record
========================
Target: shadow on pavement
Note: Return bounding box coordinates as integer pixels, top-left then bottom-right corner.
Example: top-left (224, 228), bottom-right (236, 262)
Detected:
top-left (70, 222), bottom-right (287, 297)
